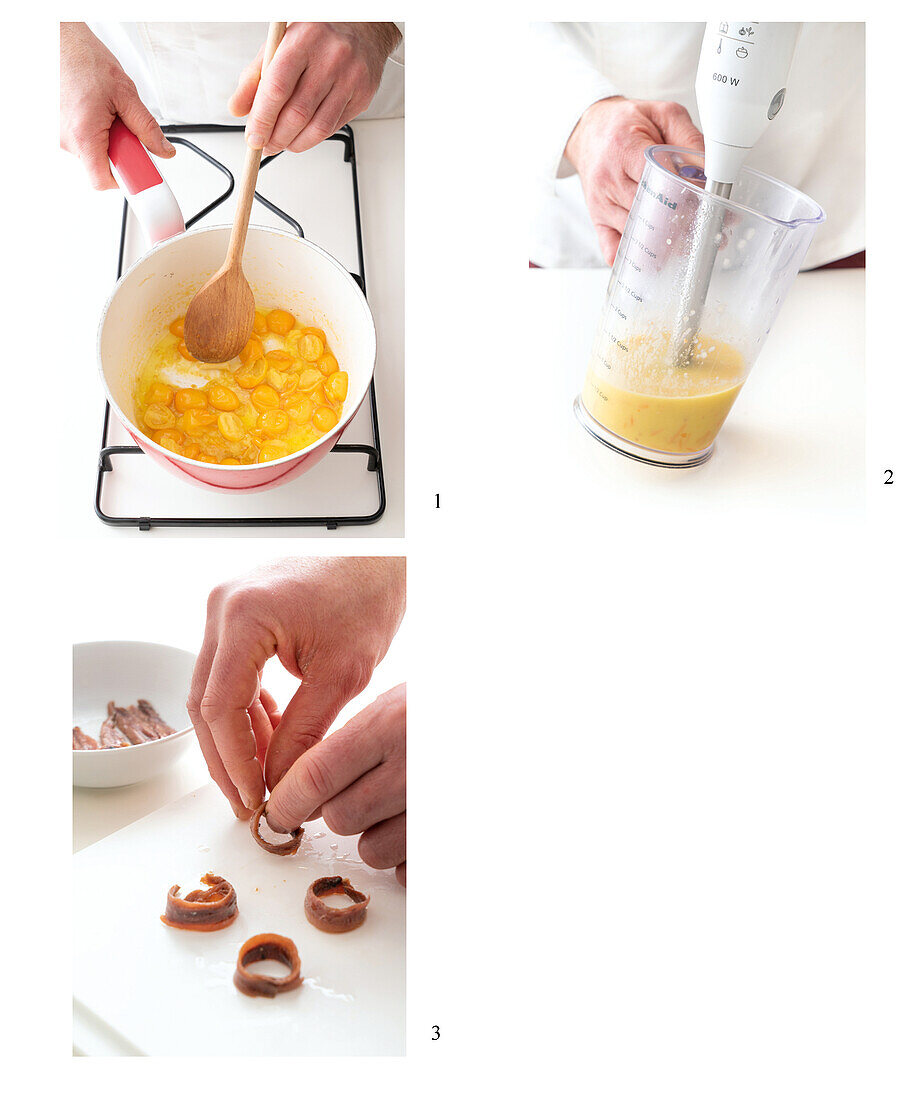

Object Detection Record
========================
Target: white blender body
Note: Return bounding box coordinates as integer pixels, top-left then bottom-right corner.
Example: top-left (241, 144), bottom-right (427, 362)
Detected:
top-left (667, 21), bottom-right (802, 367)
top-left (696, 21), bottom-right (801, 192)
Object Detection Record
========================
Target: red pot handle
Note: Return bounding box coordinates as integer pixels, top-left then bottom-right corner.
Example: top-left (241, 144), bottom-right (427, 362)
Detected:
top-left (108, 119), bottom-right (184, 246)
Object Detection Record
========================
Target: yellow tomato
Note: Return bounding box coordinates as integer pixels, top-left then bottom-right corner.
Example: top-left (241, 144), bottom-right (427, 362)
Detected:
top-left (298, 368), bottom-right (324, 391)
top-left (235, 357), bottom-right (268, 388)
top-left (145, 381), bottom-right (174, 407)
top-left (284, 394), bottom-right (315, 424)
top-left (143, 404), bottom-right (175, 431)
top-left (252, 311), bottom-right (268, 335)
top-left (169, 317), bottom-right (184, 338)
top-left (239, 336), bottom-right (264, 365)
top-left (174, 388), bottom-right (208, 413)
top-left (177, 341), bottom-right (197, 361)
top-left (324, 371), bottom-right (348, 403)
top-left (252, 384), bottom-right (281, 410)
top-left (259, 440), bottom-right (289, 463)
top-left (267, 367), bottom-right (296, 392)
top-left (317, 352), bottom-right (339, 376)
top-left (259, 410), bottom-right (289, 436)
top-left (153, 428), bottom-right (186, 453)
top-left (298, 334), bottom-right (324, 362)
top-left (180, 408), bottom-right (217, 434)
top-left (313, 406), bottom-right (338, 433)
top-left (217, 412), bottom-right (246, 442)
top-left (266, 309), bottom-right (296, 335)
top-left (207, 384), bottom-right (240, 411)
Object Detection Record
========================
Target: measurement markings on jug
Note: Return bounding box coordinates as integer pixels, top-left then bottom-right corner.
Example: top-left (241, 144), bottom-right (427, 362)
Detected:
top-left (592, 348), bottom-right (621, 373)
top-left (603, 338), bottom-right (629, 356)
top-left (626, 231), bottom-right (658, 261)
top-left (614, 278), bottom-right (643, 304)
top-left (602, 321), bottom-right (633, 343)
top-left (600, 322), bottom-right (628, 351)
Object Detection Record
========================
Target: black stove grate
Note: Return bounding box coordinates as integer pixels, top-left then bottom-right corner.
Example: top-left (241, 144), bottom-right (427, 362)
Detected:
top-left (95, 123), bottom-right (386, 531)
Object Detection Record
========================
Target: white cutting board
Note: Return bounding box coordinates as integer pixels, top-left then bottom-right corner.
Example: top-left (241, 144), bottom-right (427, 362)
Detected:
top-left (73, 784), bottom-right (405, 1056)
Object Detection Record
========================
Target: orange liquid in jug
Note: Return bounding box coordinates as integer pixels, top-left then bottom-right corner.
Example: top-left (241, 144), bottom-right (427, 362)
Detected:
top-left (582, 332), bottom-right (746, 455)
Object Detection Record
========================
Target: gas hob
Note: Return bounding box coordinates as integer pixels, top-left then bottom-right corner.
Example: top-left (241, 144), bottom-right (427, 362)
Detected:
top-left (95, 124), bottom-right (395, 534)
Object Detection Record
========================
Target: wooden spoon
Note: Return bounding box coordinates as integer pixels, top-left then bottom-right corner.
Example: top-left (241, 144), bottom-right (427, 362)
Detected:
top-left (183, 21), bottom-right (287, 363)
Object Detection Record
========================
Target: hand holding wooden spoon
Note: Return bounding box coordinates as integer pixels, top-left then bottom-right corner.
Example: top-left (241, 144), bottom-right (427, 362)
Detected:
top-left (183, 21), bottom-right (287, 364)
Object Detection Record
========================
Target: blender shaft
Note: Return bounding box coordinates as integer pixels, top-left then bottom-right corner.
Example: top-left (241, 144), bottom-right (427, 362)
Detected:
top-left (668, 180), bottom-right (731, 369)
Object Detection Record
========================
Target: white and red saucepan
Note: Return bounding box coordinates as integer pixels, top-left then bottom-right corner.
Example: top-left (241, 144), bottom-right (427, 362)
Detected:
top-left (99, 121), bottom-right (376, 493)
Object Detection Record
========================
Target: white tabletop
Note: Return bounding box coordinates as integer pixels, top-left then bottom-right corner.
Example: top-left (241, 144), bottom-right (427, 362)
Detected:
top-left (524, 267), bottom-right (864, 516)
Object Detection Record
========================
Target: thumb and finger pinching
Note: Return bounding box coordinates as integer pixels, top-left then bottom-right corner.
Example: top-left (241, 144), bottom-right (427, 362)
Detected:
top-left (262, 675), bottom-right (355, 800)
top-left (266, 698), bottom-right (386, 834)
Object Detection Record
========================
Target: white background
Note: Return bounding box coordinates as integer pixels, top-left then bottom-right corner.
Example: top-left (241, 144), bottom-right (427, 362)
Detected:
top-left (3, 4), bottom-right (921, 1098)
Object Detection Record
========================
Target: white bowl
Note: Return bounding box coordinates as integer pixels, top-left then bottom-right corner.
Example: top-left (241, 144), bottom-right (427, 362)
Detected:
top-left (73, 641), bottom-right (197, 788)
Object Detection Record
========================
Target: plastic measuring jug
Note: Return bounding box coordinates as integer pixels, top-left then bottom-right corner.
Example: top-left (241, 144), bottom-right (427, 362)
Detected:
top-left (576, 145), bottom-right (825, 467)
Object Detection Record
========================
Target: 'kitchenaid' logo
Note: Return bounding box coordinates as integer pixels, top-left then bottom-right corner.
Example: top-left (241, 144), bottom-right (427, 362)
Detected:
top-left (640, 177), bottom-right (677, 209)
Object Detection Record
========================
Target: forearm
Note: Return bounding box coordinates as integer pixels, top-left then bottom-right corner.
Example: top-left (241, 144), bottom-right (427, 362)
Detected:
top-left (60, 21), bottom-right (99, 68)
top-left (528, 23), bottom-right (619, 188)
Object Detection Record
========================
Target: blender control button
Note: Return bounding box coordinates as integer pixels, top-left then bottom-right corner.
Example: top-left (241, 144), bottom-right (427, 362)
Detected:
top-left (679, 164), bottom-right (706, 183)
top-left (768, 88), bottom-right (786, 119)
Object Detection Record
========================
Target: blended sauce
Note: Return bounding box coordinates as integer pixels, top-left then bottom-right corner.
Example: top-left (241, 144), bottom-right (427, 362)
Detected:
top-left (582, 333), bottom-right (746, 455)
top-left (134, 308), bottom-right (348, 465)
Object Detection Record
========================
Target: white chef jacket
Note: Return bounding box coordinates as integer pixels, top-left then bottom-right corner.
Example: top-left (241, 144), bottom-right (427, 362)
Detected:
top-left (529, 22), bottom-right (864, 270)
top-left (89, 22), bottom-right (404, 127)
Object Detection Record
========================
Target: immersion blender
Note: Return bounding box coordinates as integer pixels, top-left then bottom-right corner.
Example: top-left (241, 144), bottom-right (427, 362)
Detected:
top-left (668, 21), bottom-right (801, 368)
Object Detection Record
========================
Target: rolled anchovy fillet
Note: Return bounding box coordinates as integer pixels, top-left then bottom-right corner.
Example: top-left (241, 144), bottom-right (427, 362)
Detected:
top-left (305, 876), bottom-right (369, 933)
top-left (249, 801), bottom-right (304, 855)
top-left (160, 873), bottom-right (238, 931)
top-left (233, 933), bottom-right (303, 998)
